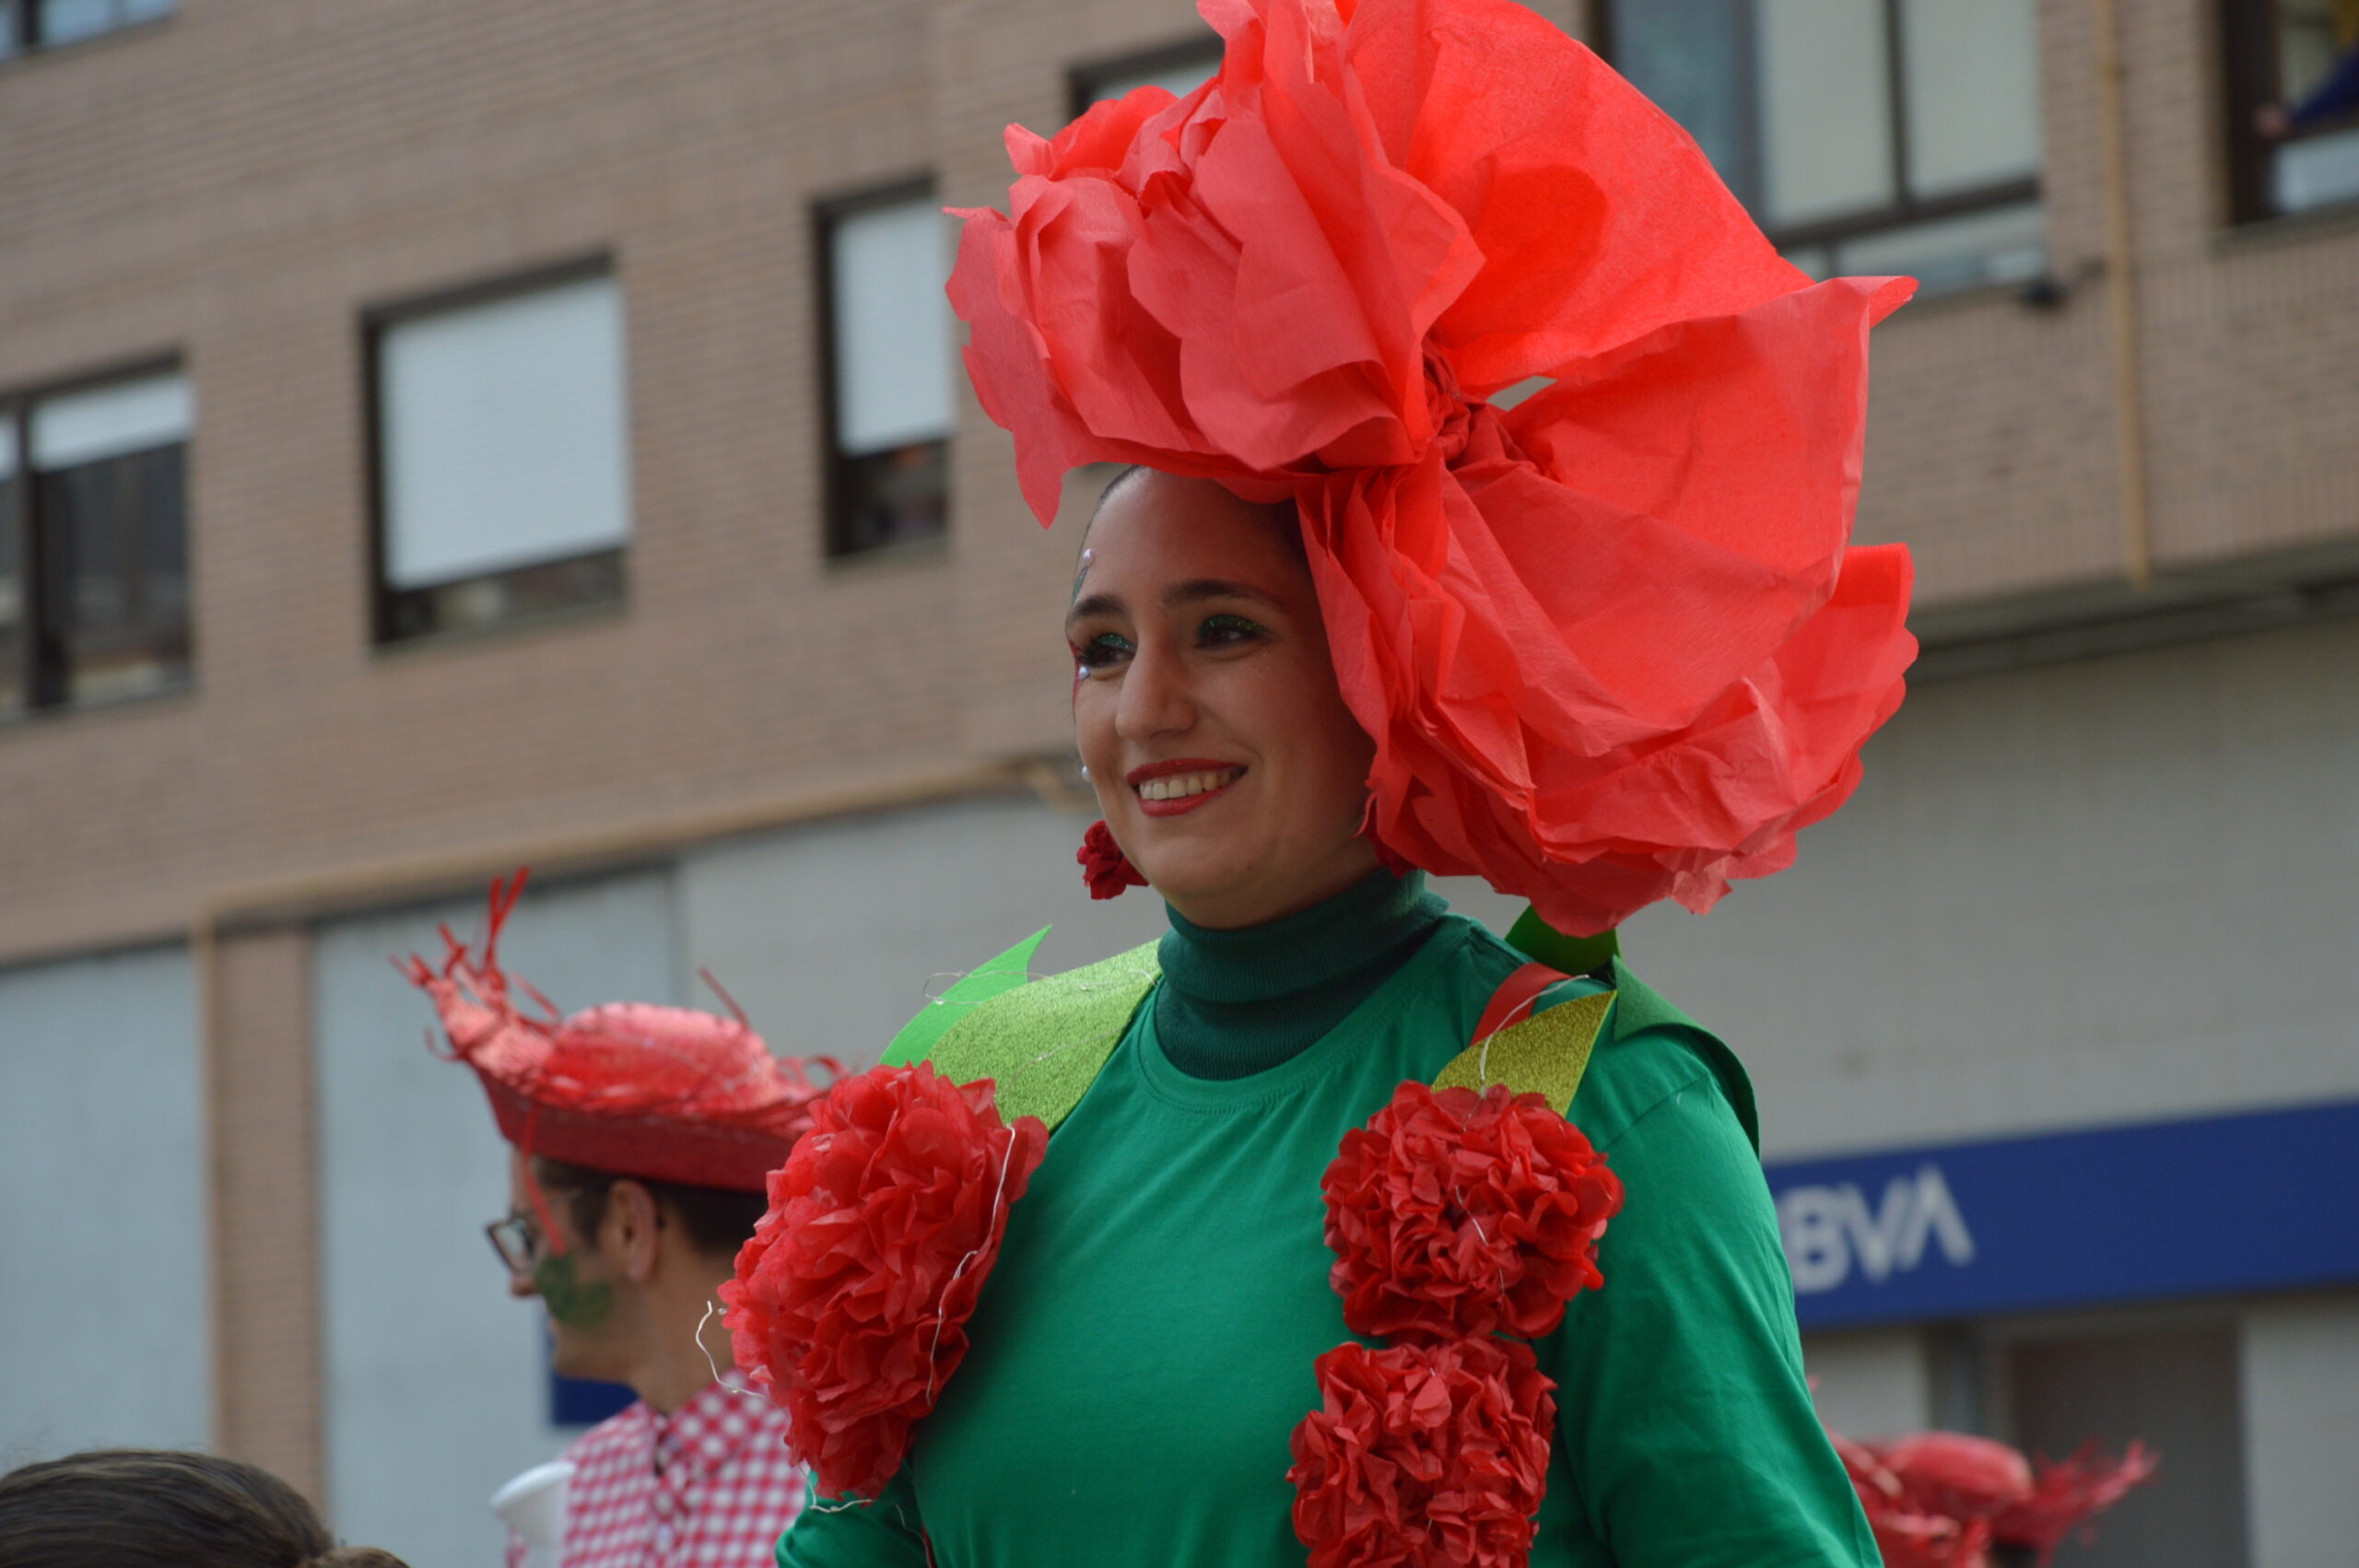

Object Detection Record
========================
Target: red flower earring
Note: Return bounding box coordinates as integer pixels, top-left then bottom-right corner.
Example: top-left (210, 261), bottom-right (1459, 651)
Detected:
top-left (1078, 820), bottom-right (1147, 900)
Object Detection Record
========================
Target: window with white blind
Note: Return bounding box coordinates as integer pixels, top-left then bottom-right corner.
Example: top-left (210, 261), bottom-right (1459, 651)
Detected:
top-left (822, 186), bottom-right (953, 558)
top-left (371, 267), bottom-right (630, 641)
top-left (1606, 0), bottom-right (2047, 294)
top-left (0, 366), bottom-right (194, 715)
top-left (1072, 38), bottom-right (1222, 113)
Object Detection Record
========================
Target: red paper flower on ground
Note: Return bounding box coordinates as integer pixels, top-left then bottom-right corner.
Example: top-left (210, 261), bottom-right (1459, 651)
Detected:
top-left (720, 1060), bottom-right (1049, 1500)
top-left (1077, 819), bottom-right (1148, 900)
top-left (1288, 1337), bottom-right (1555, 1568)
top-left (1323, 1082), bottom-right (1622, 1342)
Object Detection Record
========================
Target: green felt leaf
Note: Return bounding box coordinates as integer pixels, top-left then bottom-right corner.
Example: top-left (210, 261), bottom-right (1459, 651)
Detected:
top-left (882, 927), bottom-right (1052, 1068)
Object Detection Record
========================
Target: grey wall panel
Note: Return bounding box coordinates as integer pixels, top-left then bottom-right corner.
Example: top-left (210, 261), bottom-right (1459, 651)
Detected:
top-left (2243, 1292), bottom-right (2359, 1568)
top-left (1618, 618), bottom-right (2359, 1158)
top-left (314, 870), bottom-right (676, 1568)
top-left (0, 944), bottom-right (206, 1463)
top-left (679, 794), bottom-right (1170, 1071)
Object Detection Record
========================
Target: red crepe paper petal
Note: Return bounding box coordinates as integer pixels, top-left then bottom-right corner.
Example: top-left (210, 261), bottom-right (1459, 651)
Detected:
top-left (1990, 1441), bottom-right (2159, 1564)
top-left (1288, 1337), bottom-right (1555, 1568)
top-left (1875, 1432), bottom-right (2035, 1521)
top-left (1323, 1082), bottom-right (1622, 1343)
top-left (719, 1062), bottom-right (1050, 1500)
top-left (949, 0), bottom-right (1918, 933)
top-left (1831, 1426), bottom-right (2156, 1568)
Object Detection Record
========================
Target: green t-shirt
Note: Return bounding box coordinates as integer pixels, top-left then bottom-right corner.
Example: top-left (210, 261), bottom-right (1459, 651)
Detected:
top-left (780, 912), bottom-right (1876, 1567)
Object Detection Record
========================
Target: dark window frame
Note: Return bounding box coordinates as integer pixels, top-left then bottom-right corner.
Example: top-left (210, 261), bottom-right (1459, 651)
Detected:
top-left (0, 356), bottom-right (194, 720)
top-left (0, 0), bottom-right (174, 61)
top-left (815, 176), bottom-right (954, 563)
top-left (2221, 0), bottom-right (2359, 224)
top-left (1596, 0), bottom-right (2044, 260)
top-left (361, 253), bottom-right (631, 647)
top-left (1068, 36), bottom-right (1225, 119)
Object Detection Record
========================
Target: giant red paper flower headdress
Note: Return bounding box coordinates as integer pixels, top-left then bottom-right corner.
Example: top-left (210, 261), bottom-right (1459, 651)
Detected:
top-left (950, 0), bottom-right (1919, 934)
top-left (404, 872), bottom-right (839, 1193)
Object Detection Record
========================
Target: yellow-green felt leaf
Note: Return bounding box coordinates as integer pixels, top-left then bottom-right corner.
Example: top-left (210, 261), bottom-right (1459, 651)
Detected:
top-left (1430, 989), bottom-right (1614, 1116)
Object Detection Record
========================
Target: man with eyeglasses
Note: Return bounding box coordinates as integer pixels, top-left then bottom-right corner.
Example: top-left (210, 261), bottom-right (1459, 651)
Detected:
top-left (407, 874), bottom-right (837, 1568)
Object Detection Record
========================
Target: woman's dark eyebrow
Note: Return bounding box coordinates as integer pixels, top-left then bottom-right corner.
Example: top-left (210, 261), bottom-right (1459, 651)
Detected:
top-left (1067, 590), bottom-right (1125, 627)
top-left (1164, 579), bottom-right (1285, 611)
top-left (1068, 579), bottom-right (1283, 631)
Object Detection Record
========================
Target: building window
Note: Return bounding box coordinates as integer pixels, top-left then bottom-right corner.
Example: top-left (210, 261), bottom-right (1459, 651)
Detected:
top-left (0, 368), bottom-right (194, 717)
top-left (2225, 0), bottom-right (2359, 220)
top-left (820, 186), bottom-right (953, 559)
top-left (2001, 1322), bottom-right (2248, 1566)
top-left (370, 267), bottom-right (631, 643)
top-left (0, 0), bottom-right (173, 60)
top-left (1604, 0), bottom-right (2046, 293)
top-left (1071, 38), bottom-right (1222, 115)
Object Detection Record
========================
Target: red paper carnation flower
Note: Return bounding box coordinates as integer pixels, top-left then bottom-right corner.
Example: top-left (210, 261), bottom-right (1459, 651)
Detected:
top-left (720, 1060), bottom-right (1049, 1499)
top-left (1288, 1336), bottom-right (1555, 1568)
top-left (950, 0), bottom-right (1919, 935)
top-left (1077, 818), bottom-right (1148, 899)
top-left (1323, 1082), bottom-right (1621, 1342)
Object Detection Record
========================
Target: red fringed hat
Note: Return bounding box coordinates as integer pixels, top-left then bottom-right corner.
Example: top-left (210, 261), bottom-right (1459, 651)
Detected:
top-left (949, 0), bottom-right (1920, 936)
top-left (404, 873), bottom-right (838, 1193)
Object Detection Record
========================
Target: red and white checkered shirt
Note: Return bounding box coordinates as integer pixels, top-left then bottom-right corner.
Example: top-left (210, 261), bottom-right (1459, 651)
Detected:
top-left (507, 1373), bottom-right (805, 1568)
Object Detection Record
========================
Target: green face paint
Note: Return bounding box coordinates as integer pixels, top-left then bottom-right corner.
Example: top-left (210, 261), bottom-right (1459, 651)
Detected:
top-left (532, 1251), bottom-right (615, 1330)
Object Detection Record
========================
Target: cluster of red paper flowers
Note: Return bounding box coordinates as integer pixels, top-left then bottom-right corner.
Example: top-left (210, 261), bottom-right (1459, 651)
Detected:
top-left (1289, 1082), bottom-right (1623, 1568)
top-left (721, 1061), bottom-right (1049, 1499)
top-left (1831, 1428), bottom-right (2158, 1568)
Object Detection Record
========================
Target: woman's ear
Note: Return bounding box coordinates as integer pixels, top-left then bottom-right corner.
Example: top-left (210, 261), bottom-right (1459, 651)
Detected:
top-left (604, 1178), bottom-right (665, 1284)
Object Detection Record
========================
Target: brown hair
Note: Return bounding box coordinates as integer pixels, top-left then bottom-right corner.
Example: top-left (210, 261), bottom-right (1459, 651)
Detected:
top-left (0, 1449), bottom-right (411, 1568)
top-left (536, 1155), bottom-right (769, 1258)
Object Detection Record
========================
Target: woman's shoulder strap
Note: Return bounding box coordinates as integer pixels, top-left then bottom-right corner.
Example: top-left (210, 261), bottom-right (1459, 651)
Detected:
top-left (881, 931), bottom-right (1162, 1132)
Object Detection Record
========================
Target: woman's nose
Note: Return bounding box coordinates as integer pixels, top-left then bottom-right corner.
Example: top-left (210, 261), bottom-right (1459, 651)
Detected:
top-left (1115, 639), bottom-right (1196, 740)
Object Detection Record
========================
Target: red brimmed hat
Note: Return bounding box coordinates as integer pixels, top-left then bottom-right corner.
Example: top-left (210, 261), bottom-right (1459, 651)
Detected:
top-left (949, 0), bottom-right (1920, 937)
top-left (403, 872), bottom-right (838, 1193)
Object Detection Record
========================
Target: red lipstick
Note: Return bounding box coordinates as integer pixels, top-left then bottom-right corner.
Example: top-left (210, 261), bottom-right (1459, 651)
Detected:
top-left (1127, 758), bottom-right (1248, 818)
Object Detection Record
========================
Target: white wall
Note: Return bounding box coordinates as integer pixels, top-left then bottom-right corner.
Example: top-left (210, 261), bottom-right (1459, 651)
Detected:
top-left (0, 944), bottom-right (207, 1465)
top-left (1802, 1327), bottom-right (1934, 1440)
top-left (314, 870), bottom-right (677, 1568)
top-left (1617, 617), bottom-right (2359, 1158)
top-left (2242, 1292), bottom-right (2359, 1568)
top-left (679, 792), bottom-right (1170, 1071)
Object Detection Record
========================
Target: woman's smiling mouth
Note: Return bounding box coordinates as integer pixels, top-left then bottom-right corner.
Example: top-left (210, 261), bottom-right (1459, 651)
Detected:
top-left (1129, 761), bottom-right (1247, 816)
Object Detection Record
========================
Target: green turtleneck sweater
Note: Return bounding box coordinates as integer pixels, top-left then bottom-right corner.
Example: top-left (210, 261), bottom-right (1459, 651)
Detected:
top-left (1154, 869), bottom-right (1449, 1079)
top-left (780, 876), bottom-right (1876, 1568)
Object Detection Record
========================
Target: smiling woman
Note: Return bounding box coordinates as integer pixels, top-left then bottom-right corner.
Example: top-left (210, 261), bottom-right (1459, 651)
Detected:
top-left (744, 2), bottom-right (1919, 1565)
top-left (1067, 474), bottom-right (1379, 930)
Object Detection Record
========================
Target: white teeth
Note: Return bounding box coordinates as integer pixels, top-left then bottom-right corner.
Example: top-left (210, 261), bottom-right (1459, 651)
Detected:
top-left (1139, 768), bottom-right (1241, 802)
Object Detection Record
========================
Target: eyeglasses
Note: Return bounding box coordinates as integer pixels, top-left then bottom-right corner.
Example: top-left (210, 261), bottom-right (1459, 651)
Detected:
top-left (486, 1213), bottom-right (543, 1275)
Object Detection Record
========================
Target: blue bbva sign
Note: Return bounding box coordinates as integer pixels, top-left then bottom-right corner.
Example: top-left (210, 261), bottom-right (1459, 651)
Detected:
top-left (1763, 1097), bottom-right (2359, 1330)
